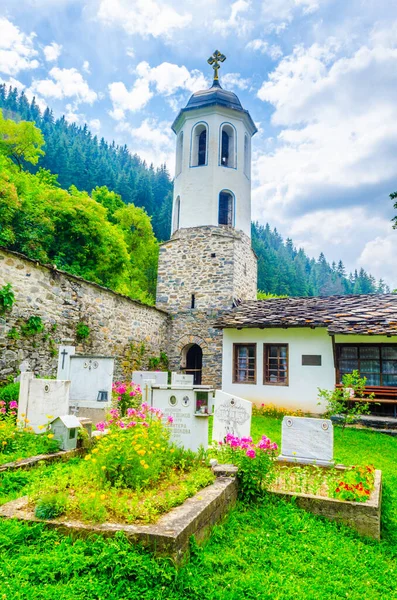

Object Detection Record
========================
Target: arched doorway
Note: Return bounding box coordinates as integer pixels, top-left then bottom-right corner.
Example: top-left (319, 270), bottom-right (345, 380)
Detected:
top-left (183, 344), bottom-right (202, 385)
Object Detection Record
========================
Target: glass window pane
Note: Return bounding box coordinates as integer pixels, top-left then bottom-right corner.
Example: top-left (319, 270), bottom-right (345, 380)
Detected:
top-left (339, 359), bottom-right (359, 372)
top-left (340, 347), bottom-right (358, 359)
top-left (382, 374), bottom-right (397, 386)
top-left (269, 346), bottom-right (279, 357)
top-left (359, 346), bottom-right (380, 359)
top-left (360, 360), bottom-right (380, 373)
top-left (382, 346), bottom-right (397, 359)
top-left (279, 347), bottom-right (287, 358)
top-left (361, 373), bottom-right (380, 385)
top-left (382, 361), bottom-right (397, 374)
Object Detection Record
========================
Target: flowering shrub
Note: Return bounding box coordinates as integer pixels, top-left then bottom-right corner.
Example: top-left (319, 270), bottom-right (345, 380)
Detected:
top-left (333, 465), bottom-right (375, 502)
top-left (211, 433), bottom-right (278, 501)
top-left (0, 410), bottom-right (60, 463)
top-left (252, 403), bottom-right (304, 419)
top-left (112, 381), bottom-right (142, 416)
top-left (91, 403), bottom-right (180, 489)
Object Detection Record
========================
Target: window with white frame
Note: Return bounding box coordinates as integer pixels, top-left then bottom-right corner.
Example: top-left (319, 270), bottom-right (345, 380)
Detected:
top-left (172, 196), bottom-right (181, 233)
top-left (218, 190), bottom-right (234, 226)
top-left (244, 134), bottom-right (250, 178)
top-left (191, 123), bottom-right (208, 167)
top-left (220, 123), bottom-right (236, 168)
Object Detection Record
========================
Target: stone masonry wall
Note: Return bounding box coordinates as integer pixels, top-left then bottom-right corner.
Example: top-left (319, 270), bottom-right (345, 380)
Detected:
top-left (156, 226), bottom-right (257, 314)
top-left (0, 248), bottom-right (170, 382)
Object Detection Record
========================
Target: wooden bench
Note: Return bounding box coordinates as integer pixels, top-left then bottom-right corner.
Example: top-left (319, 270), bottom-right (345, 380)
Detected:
top-left (335, 384), bottom-right (397, 417)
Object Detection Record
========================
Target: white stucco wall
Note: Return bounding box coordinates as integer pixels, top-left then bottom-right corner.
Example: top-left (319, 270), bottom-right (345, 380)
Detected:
top-left (172, 105), bottom-right (254, 238)
top-left (222, 328), bottom-right (336, 414)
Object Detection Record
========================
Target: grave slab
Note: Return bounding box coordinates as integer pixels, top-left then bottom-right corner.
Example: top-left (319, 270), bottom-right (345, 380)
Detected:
top-left (18, 372), bottom-right (70, 433)
top-left (278, 416), bottom-right (334, 466)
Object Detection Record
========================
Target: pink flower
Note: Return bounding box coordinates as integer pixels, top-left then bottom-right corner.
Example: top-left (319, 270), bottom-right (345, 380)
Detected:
top-left (142, 421), bottom-right (149, 427)
top-left (167, 415), bottom-right (174, 424)
top-left (117, 385), bottom-right (126, 394)
top-left (126, 408), bottom-right (136, 417)
top-left (130, 391), bottom-right (136, 396)
top-left (96, 421), bottom-right (107, 432)
top-left (118, 421), bottom-right (126, 428)
top-left (246, 449), bottom-right (256, 458)
top-left (0, 401), bottom-right (5, 406)
top-left (0, 408), bottom-right (6, 414)
top-left (141, 403), bottom-right (149, 410)
top-left (127, 421), bottom-right (137, 428)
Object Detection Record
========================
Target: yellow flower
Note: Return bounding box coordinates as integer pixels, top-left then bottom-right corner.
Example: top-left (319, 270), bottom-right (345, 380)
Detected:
top-left (47, 434), bottom-right (54, 439)
top-left (144, 464), bottom-right (149, 470)
top-left (46, 415), bottom-right (54, 420)
top-left (170, 449), bottom-right (175, 453)
top-left (38, 425), bottom-right (45, 430)
top-left (2, 441), bottom-right (7, 446)
top-left (92, 458), bottom-right (97, 464)
top-left (20, 413), bottom-right (26, 417)
top-left (92, 448), bottom-right (99, 454)
top-left (100, 494), bottom-right (106, 500)
top-left (24, 418), bottom-right (30, 423)
top-left (90, 493), bottom-right (95, 498)
top-left (155, 443), bottom-right (160, 448)
top-left (140, 459), bottom-right (146, 466)
top-left (85, 454), bottom-right (91, 461)
top-left (101, 466), bottom-right (106, 470)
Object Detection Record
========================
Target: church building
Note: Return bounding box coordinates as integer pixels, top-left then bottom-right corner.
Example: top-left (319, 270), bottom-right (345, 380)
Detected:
top-left (156, 51), bottom-right (397, 416)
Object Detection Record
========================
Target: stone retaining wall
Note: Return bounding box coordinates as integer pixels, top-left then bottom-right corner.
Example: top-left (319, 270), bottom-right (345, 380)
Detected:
top-left (0, 248), bottom-right (170, 381)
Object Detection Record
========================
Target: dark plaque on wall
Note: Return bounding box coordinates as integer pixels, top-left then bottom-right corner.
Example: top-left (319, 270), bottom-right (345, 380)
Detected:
top-left (302, 355), bottom-right (322, 366)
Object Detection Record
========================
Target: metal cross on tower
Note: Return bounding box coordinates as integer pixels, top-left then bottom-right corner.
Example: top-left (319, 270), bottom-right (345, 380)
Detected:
top-left (207, 50), bottom-right (226, 82)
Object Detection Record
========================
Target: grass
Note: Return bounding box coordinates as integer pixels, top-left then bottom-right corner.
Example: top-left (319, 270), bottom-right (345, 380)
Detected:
top-left (0, 415), bottom-right (396, 599)
top-left (25, 457), bottom-right (214, 524)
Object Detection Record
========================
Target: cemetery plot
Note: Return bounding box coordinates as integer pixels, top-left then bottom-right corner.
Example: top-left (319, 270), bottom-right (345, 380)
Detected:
top-left (278, 416), bottom-right (334, 466)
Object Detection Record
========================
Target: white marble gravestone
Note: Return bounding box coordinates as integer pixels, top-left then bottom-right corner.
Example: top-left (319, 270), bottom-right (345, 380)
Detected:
top-left (212, 391), bottom-right (252, 443)
top-left (18, 372), bottom-right (70, 433)
top-left (171, 373), bottom-right (194, 387)
top-left (68, 355), bottom-right (114, 408)
top-left (151, 386), bottom-right (208, 452)
top-left (132, 371), bottom-right (168, 386)
top-left (278, 416), bottom-right (334, 466)
top-left (56, 345), bottom-right (76, 380)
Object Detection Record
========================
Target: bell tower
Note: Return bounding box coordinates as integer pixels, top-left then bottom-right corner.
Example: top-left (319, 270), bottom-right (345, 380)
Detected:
top-left (157, 51), bottom-right (258, 387)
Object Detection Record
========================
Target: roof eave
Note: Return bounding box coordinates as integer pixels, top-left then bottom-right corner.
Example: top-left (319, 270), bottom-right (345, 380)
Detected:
top-left (171, 104), bottom-right (258, 135)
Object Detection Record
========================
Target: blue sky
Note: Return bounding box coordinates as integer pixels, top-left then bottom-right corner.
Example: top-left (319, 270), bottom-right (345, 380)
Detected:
top-left (1, 0), bottom-right (397, 287)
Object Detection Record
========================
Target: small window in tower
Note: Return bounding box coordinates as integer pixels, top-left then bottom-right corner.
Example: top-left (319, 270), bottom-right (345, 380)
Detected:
top-left (220, 123), bottom-right (236, 168)
top-left (172, 196), bottom-right (181, 233)
top-left (244, 134), bottom-right (250, 178)
top-left (176, 132), bottom-right (183, 176)
top-left (191, 294), bottom-right (196, 309)
top-left (190, 122), bottom-right (208, 167)
top-left (218, 191), bottom-right (234, 226)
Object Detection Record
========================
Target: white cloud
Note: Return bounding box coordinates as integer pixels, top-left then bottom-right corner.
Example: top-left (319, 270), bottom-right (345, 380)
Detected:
top-left (126, 48), bottom-right (135, 59)
top-left (0, 76), bottom-right (25, 91)
top-left (246, 39), bottom-right (283, 60)
top-left (222, 72), bottom-right (251, 90)
top-left (97, 0), bottom-right (192, 39)
top-left (31, 67), bottom-right (97, 104)
top-left (82, 60), bottom-right (90, 73)
top-left (108, 78), bottom-right (153, 120)
top-left (261, 0), bottom-right (325, 21)
top-left (43, 42), bottom-right (62, 62)
top-left (252, 33), bottom-right (397, 286)
top-left (89, 118), bottom-right (101, 132)
top-left (359, 234), bottom-right (397, 288)
top-left (108, 61), bottom-right (207, 119)
top-left (0, 17), bottom-right (39, 76)
top-left (116, 118), bottom-right (174, 169)
top-left (212, 0), bottom-right (252, 36)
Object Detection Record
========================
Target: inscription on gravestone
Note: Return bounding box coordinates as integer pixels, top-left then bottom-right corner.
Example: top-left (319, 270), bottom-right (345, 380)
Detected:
top-left (212, 391), bottom-right (252, 443)
top-left (279, 416), bottom-right (334, 466)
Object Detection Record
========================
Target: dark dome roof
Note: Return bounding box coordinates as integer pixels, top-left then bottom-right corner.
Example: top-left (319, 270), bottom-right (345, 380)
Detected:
top-left (185, 80), bottom-right (243, 112)
top-left (171, 79), bottom-right (257, 134)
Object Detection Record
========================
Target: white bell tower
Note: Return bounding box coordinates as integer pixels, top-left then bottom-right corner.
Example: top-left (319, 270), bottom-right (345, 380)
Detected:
top-left (171, 50), bottom-right (257, 238)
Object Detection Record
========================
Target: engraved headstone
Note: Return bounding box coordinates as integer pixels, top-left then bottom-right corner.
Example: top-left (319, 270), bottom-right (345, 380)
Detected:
top-left (212, 391), bottom-right (252, 443)
top-left (279, 416), bottom-right (334, 466)
top-left (151, 386), bottom-right (208, 452)
top-left (56, 345), bottom-right (76, 380)
top-left (171, 373), bottom-right (194, 387)
top-left (68, 355), bottom-right (114, 407)
top-left (18, 372), bottom-right (70, 433)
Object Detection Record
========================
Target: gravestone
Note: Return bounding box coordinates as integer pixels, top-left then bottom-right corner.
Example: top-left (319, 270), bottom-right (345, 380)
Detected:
top-left (151, 386), bottom-right (209, 452)
top-left (212, 391), bottom-right (252, 443)
top-left (132, 371), bottom-right (168, 386)
top-left (18, 372), bottom-right (70, 433)
top-left (171, 373), bottom-right (194, 387)
top-left (56, 345), bottom-right (76, 380)
top-left (68, 355), bottom-right (114, 407)
top-left (278, 416), bottom-right (334, 466)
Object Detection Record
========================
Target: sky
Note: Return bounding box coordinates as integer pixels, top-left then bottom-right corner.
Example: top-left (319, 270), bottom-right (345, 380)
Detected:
top-left (1, 0), bottom-right (397, 288)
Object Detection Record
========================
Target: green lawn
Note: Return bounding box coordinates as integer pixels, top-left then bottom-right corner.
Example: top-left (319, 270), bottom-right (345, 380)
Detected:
top-left (0, 416), bottom-right (396, 599)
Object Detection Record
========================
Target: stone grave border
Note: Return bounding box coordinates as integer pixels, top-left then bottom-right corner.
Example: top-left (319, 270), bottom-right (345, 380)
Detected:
top-left (0, 449), bottom-right (84, 473)
top-left (269, 465), bottom-right (382, 540)
top-left (0, 465), bottom-right (238, 563)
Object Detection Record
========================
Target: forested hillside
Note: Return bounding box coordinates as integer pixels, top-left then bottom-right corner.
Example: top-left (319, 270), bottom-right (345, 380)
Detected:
top-left (253, 223), bottom-right (387, 296)
top-left (0, 84), bottom-right (173, 242)
top-left (0, 85), bottom-right (388, 299)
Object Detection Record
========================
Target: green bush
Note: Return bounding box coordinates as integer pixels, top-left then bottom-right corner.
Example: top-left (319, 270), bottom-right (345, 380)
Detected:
top-left (0, 382), bottom-right (19, 403)
top-left (76, 321), bottom-right (90, 341)
top-left (34, 492), bottom-right (68, 520)
top-left (20, 316), bottom-right (44, 336)
top-left (0, 283), bottom-right (15, 315)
